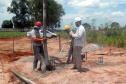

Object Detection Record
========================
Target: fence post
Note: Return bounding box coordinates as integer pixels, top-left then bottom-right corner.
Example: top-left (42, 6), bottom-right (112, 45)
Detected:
top-left (13, 36), bottom-right (14, 53)
top-left (31, 41), bottom-right (32, 51)
top-left (59, 34), bottom-right (61, 51)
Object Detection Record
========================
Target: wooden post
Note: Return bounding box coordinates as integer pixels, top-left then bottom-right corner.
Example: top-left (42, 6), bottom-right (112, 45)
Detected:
top-left (59, 34), bottom-right (61, 51)
top-left (43, 0), bottom-right (50, 67)
top-left (31, 41), bottom-right (32, 51)
top-left (13, 36), bottom-right (14, 53)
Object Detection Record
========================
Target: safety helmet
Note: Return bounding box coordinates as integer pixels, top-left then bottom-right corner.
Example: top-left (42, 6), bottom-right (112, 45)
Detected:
top-left (64, 25), bottom-right (70, 30)
top-left (35, 21), bottom-right (42, 27)
top-left (75, 17), bottom-right (81, 22)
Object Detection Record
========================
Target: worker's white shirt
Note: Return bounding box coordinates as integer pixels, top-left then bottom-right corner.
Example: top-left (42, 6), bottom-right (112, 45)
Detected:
top-left (72, 25), bottom-right (86, 47)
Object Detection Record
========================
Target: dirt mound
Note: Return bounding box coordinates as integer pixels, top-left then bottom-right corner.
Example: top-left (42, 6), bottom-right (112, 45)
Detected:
top-left (0, 51), bottom-right (33, 62)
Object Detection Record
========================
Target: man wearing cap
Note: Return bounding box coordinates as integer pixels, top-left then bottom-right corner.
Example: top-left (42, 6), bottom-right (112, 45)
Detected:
top-left (30, 21), bottom-right (45, 72)
top-left (70, 17), bottom-right (86, 72)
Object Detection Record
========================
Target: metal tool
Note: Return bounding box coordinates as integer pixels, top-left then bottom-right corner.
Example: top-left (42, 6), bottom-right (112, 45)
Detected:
top-left (96, 56), bottom-right (105, 65)
top-left (58, 41), bottom-right (67, 55)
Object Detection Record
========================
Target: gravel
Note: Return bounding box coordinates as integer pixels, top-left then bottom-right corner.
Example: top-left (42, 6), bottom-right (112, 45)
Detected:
top-left (82, 44), bottom-right (103, 51)
top-left (21, 57), bottom-right (34, 62)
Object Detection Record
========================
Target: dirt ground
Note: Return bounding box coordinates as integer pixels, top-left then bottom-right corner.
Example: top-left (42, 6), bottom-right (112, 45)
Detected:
top-left (0, 37), bottom-right (126, 84)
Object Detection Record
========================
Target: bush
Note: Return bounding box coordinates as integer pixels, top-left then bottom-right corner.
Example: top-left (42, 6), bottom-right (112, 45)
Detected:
top-left (86, 28), bottom-right (126, 48)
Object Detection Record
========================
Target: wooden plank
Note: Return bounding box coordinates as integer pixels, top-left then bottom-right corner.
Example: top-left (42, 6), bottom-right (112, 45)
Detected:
top-left (112, 52), bottom-right (124, 55)
top-left (95, 51), bottom-right (109, 55)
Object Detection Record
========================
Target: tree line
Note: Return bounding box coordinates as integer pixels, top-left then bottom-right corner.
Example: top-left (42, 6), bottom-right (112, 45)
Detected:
top-left (1, 0), bottom-right (65, 32)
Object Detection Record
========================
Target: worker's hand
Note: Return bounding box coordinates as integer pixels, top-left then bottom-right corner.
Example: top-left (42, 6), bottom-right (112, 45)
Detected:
top-left (70, 31), bottom-right (74, 36)
top-left (43, 38), bottom-right (47, 41)
top-left (64, 41), bottom-right (67, 44)
top-left (68, 40), bottom-right (72, 43)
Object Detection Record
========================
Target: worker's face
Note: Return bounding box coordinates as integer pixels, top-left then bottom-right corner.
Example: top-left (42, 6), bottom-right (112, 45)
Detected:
top-left (65, 29), bottom-right (70, 34)
top-left (75, 22), bottom-right (79, 27)
top-left (37, 26), bottom-right (41, 30)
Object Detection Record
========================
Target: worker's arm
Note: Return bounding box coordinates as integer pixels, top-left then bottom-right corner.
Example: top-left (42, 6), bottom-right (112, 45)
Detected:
top-left (40, 36), bottom-right (43, 39)
top-left (70, 27), bottom-right (84, 39)
top-left (30, 30), bottom-right (44, 42)
top-left (33, 37), bottom-right (43, 42)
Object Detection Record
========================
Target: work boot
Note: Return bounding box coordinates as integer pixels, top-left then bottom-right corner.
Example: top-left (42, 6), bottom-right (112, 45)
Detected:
top-left (71, 66), bottom-right (77, 69)
top-left (33, 68), bottom-right (38, 72)
top-left (66, 61), bottom-right (69, 64)
top-left (38, 67), bottom-right (41, 71)
top-left (77, 67), bottom-right (82, 72)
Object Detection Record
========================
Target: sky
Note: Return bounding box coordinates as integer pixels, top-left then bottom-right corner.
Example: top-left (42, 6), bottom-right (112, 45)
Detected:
top-left (0, 0), bottom-right (126, 29)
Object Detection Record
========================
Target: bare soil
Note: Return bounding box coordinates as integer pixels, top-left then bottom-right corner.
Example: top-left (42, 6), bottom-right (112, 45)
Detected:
top-left (0, 37), bottom-right (126, 84)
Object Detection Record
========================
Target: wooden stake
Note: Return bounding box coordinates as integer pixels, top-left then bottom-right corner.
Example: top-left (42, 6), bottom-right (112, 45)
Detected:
top-left (13, 36), bottom-right (14, 53)
top-left (59, 34), bottom-right (61, 51)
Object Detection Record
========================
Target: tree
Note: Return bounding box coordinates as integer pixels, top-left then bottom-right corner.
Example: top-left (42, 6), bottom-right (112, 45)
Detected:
top-left (82, 23), bottom-right (91, 31)
top-left (91, 19), bottom-right (96, 38)
top-left (29, 0), bottom-right (65, 32)
top-left (110, 22), bottom-right (121, 37)
top-left (1, 20), bottom-right (13, 28)
top-left (7, 0), bottom-right (30, 31)
top-left (111, 22), bottom-right (120, 29)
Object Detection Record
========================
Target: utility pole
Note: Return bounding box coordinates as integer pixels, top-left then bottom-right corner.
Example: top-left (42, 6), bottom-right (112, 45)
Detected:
top-left (43, 0), bottom-right (50, 66)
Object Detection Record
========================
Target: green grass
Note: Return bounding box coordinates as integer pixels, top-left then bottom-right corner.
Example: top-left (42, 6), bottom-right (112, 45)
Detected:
top-left (55, 31), bottom-right (69, 39)
top-left (86, 29), bottom-right (126, 48)
top-left (0, 31), bottom-right (27, 38)
top-left (55, 29), bottom-right (126, 49)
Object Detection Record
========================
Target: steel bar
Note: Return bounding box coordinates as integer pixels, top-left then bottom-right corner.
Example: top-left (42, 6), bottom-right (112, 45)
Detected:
top-left (10, 69), bottom-right (36, 84)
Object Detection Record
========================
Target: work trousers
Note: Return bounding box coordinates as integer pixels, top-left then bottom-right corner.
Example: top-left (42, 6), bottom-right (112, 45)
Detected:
top-left (73, 46), bottom-right (83, 70)
top-left (66, 44), bottom-right (73, 63)
top-left (33, 45), bottom-right (44, 69)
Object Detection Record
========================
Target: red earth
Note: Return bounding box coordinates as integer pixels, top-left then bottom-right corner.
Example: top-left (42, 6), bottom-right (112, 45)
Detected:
top-left (0, 37), bottom-right (126, 84)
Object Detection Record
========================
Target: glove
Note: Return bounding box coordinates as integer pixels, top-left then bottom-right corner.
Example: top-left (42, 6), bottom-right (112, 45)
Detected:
top-left (68, 40), bottom-right (72, 43)
top-left (43, 38), bottom-right (47, 41)
top-left (64, 41), bottom-right (67, 44)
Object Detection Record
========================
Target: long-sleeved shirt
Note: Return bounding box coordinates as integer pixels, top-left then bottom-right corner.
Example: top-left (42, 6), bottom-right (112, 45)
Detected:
top-left (72, 25), bottom-right (86, 47)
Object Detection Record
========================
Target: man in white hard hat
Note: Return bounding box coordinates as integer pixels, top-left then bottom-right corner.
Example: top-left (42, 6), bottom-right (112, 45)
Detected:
top-left (70, 17), bottom-right (86, 72)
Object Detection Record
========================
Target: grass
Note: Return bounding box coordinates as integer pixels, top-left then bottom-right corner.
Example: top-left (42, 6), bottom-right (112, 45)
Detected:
top-left (0, 31), bottom-right (27, 38)
top-left (55, 28), bottom-right (126, 49)
top-left (55, 31), bottom-right (69, 39)
top-left (1, 29), bottom-right (126, 49)
top-left (86, 29), bottom-right (126, 48)
top-left (0, 31), bottom-right (68, 39)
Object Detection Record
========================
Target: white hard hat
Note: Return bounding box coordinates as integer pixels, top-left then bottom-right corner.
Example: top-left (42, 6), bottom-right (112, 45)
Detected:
top-left (75, 17), bottom-right (81, 22)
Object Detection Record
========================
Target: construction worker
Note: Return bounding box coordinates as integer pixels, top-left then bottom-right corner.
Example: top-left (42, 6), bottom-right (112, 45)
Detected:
top-left (70, 17), bottom-right (86, 72)
top-left (64, 25), bottom-right (74, 64)
top-left (30, 21), bottom-right (46, 72)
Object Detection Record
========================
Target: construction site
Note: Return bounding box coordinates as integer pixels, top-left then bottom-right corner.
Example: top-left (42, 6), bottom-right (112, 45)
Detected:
top-left (0, 37), bottom-right (126, 84)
